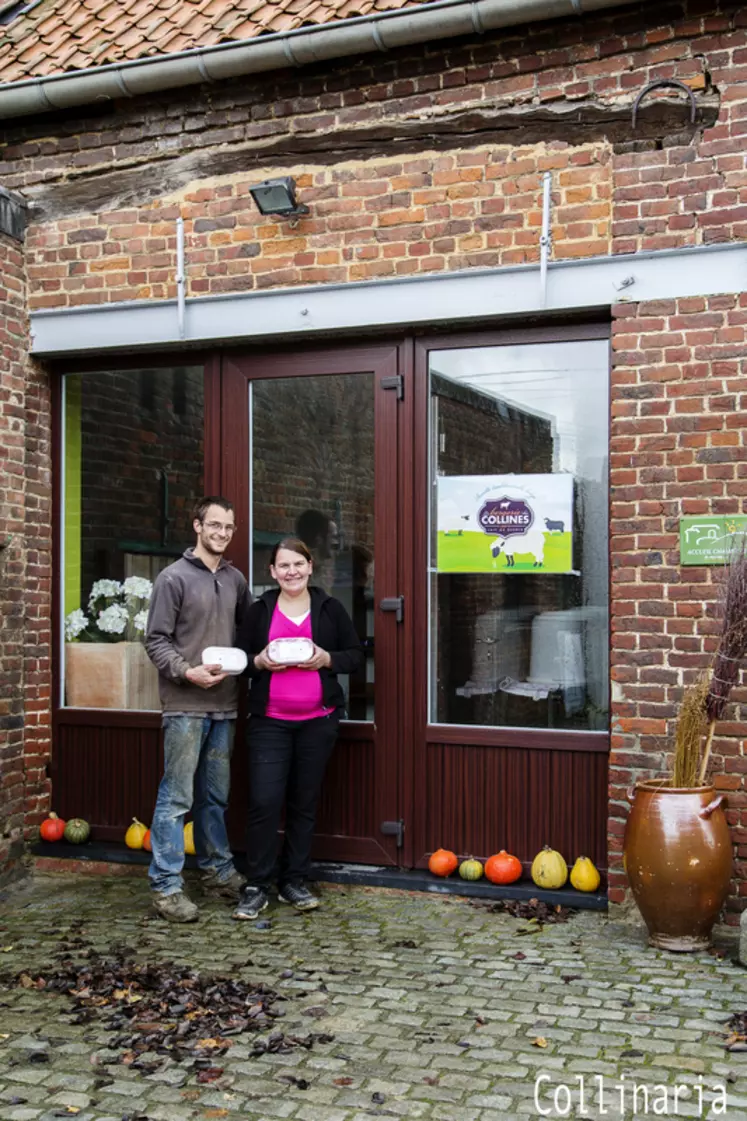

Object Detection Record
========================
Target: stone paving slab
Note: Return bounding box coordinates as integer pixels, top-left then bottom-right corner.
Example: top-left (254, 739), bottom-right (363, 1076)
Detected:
top-left (0, 873), bottom-right (745, 1120)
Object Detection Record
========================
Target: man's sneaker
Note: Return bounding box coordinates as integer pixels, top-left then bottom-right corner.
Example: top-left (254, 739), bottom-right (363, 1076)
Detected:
top-left (202, 868), bottom-right (246, 901)
top-left (233, 886), bottom-right (269, 921)
top-left (152, 891), bottom-right (199, 923)
top-left (278, 882), bottom-right (320, 911)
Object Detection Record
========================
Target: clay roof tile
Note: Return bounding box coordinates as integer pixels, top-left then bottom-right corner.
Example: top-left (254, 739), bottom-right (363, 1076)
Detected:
top-left (0, 0), bottom-right (435, 82)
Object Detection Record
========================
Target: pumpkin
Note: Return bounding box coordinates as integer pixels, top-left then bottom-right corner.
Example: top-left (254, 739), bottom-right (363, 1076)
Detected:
top-left (125, 818), bottom-right (147, 849)
top-left (63, 818), bottom-right (91, 845)
top-left (531, 846), bottom-right (568, 889)
top-left (459, 858), bottom-right (483, 881)
top-left (570, 856), bottom-right (601, 893)
top-left (142, 829), bottom-right (152, 852)
top-left (184, 821), bottom-right (196, 855)
top-left (484, 850), bottom-right (522, 885)
top-left (428, 848), bottom-right (458, 877)
top-left (40, 812), bottom-right (66, 843)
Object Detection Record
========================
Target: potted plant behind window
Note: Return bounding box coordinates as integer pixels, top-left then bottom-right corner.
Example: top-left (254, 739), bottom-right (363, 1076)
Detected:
top-left (65, 577), bottom-right (158, 709)
top-left (623, 542), bottom-right (747, 952)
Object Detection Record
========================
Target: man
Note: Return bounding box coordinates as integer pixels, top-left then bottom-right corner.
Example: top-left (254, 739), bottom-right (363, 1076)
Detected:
top-left (145, 496), bottom-right (249, 922)
top-left (295, 509), bottom-right (339, 589)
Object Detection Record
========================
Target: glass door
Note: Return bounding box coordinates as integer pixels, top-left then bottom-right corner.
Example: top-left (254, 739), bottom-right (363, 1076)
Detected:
top-left (220, 345), bottom-right (405, 865)
top-left (411, 326), bottom-right (611, 873)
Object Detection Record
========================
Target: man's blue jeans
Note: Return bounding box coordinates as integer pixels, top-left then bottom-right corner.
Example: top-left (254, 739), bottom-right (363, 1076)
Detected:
top-left (149, 715), bottom-right (236, 896)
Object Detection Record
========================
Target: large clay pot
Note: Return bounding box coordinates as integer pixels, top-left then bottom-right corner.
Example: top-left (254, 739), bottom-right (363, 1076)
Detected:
top-left (623, 781), bottom-right (732, 952)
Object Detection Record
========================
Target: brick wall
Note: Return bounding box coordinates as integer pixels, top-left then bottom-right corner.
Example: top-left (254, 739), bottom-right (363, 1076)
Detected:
top-left (0, 224), bottom-right (48, 886)
top-left (0, 0), bottom-right (746, 910)
top-left (608, 292), bottom-right (747, 917)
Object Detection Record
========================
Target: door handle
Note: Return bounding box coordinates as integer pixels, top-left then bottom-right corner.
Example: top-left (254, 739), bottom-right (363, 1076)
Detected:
top-left (380, 596), bottom-right (404, 623)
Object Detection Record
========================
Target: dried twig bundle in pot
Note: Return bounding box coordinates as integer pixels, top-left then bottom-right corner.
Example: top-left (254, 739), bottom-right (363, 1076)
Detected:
top-left (699, 537), bottom-right (747, 783)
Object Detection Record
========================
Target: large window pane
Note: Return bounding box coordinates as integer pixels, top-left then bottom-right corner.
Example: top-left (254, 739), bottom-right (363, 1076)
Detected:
top-left (429, 340), bottom-right (609, 732)
top-left (62, 366), bottom-right (204, 709)
top-left (250, 374), bottom-right (375, 721)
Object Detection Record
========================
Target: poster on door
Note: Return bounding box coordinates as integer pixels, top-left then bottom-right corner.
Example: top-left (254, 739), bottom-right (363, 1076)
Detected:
top-left (436, 474), bottom-right (574, 573)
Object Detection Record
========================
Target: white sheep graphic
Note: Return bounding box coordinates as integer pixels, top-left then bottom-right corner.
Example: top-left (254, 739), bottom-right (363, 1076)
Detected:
top-left (491, 528), bottom-right (546, 568)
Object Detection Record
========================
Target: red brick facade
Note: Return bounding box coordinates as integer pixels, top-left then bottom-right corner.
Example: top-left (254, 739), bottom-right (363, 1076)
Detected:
top-left (0, 224), bottom-right (50, 887)
top-left (1, 1), bottom-right (747, 915)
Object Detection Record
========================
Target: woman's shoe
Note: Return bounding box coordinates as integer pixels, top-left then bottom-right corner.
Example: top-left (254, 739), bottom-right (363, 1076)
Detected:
top-left (233, 886), bottom-right (269, 920)
top-left (278, 882), bottom-right (320, 911)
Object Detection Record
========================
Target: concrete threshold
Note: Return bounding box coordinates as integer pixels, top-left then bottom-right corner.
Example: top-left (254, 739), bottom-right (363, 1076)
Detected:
top-left (31, 840), bottom-right (607, 911)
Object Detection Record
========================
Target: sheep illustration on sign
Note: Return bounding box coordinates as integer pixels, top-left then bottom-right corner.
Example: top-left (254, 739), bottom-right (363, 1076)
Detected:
top-left (437, 474), bottom-right (573, 574)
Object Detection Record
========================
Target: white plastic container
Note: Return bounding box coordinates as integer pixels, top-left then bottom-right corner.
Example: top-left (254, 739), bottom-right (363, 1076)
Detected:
top-left (267, 636), bottom-right (314, 665)
top-left (201, 646), bottom-right (248, 674)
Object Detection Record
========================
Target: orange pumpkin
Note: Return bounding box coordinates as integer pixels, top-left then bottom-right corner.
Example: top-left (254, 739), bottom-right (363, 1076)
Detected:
top-left (484, 850), bottom-right (522, 885)
top-left (428, 848), bottom-right (458, 877)
top-left (40, 812), bottom-right (66, 843)
top-left (142, 829), bottom-right (152, 852)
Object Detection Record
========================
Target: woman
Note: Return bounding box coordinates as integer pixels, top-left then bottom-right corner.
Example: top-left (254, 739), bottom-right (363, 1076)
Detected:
top-left (234, 537), bottom-right (364, 918)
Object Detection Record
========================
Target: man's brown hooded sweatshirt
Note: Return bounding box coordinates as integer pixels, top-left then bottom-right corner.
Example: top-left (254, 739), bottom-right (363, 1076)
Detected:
top-left (145, 548), bottom-right (248, 714)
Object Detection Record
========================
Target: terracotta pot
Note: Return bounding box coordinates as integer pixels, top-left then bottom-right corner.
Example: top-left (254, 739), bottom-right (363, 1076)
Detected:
top-left (623, 780), bottom-right (732, 952)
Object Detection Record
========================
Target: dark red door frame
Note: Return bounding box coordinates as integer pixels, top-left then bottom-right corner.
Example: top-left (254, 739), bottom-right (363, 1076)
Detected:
top-left (220, 344), bottom-right (406, 866)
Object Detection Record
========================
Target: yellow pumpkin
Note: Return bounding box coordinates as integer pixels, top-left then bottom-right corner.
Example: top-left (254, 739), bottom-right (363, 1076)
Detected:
top-left (570, 856), bottom-right (601, 893)
top-left (458, 858), bottom-right (483, 881)
top-left (531, 846), bottom-right (568, 889)
top-left (125, 818), bottom-right (147, 850)
top-left (184, 821), bottom-right (196, 855)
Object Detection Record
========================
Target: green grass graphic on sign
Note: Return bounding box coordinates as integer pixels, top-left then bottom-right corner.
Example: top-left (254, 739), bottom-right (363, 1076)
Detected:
top-left (437, 530), bottom-right (572, 574)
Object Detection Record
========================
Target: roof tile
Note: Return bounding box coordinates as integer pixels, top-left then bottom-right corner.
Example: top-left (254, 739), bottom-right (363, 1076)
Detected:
top-left (0, 0), bottom-right (436, 83)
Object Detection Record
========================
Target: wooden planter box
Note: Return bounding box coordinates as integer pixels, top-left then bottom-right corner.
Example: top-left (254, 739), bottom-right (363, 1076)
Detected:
top-left (65, 641), bottom-right (159, 710)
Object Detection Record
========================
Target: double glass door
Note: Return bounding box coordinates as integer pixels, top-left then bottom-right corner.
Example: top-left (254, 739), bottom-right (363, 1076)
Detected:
top-left (219, 326), bottom-right (610, 873)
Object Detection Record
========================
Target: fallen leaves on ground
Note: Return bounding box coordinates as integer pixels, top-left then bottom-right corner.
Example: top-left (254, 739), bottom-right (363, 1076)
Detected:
top-left (724, 1012), bottom-right (747, 1051)
top-left (532, 1036), bottom-right (548, 1048)
top-left (8, 955), bottom-right (332, 1074)
top-left (472, 898), bottom-right (571, 925)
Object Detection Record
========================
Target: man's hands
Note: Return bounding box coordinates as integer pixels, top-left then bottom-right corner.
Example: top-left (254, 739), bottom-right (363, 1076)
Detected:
top-left (185, 663), bottom-right (228, 689)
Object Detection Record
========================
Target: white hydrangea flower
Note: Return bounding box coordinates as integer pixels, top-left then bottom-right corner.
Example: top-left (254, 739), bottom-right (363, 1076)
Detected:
top-left (133, 609), bottom-right (148, 635)
top-left (97, 604), bottom-right (129, 635)
top-left (64, 609), bottom-right (89, 641)
top-left (89, 579), bottom-right (123, 605)
top-left (123, 576), bottom-right (153, 601)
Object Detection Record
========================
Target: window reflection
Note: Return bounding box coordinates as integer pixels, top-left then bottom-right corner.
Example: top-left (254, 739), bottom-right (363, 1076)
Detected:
top-left (62, 367), bottom-right (204, 709)
top-left (429, 341), bottom-right (609, 732)
top-left (251, 375), bottom-right (375, 721)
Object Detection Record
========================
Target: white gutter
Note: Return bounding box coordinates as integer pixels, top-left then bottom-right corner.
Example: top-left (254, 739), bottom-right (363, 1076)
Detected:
top-left (0, 0), bottom-right (640, 121)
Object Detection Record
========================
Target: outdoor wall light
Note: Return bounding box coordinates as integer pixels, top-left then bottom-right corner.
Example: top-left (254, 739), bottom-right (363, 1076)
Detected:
top-left (248, 176), bottom-right (309, 218)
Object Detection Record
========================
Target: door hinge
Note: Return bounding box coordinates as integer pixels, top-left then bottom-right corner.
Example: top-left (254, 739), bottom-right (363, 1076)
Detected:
top-left (380, 374), bottom-right (404, 400)
top-left (380, 595), bottom-right (404, 623)
top-left (381, 819), bottom-right (405, 847)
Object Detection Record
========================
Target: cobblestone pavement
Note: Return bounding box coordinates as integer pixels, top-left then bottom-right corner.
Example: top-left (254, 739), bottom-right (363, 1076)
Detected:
top-left (0, 872), bottom-right (746, 1121)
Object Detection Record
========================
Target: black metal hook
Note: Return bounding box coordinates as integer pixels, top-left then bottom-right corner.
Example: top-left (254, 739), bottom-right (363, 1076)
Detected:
top-left (631, 78), bottom-right (698, 130)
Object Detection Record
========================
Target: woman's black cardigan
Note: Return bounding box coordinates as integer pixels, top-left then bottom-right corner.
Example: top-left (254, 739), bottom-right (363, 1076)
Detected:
top-left (236, 586), bottom-right (364, 716)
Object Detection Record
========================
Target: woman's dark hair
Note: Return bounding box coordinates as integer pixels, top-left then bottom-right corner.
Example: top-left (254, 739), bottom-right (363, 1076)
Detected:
top-left (270, 537), bottom-right (313, 567)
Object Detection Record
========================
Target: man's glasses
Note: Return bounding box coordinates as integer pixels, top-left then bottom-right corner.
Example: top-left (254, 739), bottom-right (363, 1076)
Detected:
top-left (203, 521), bottom-right (236, 534)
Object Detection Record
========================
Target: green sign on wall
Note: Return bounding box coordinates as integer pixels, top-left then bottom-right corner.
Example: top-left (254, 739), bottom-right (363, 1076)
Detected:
top-left (680, 516), bottom-right (747, 565)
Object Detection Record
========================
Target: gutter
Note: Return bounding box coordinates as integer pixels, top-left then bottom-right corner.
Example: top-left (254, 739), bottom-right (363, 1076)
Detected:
top-left (0, 0), bottom-right (640, 121)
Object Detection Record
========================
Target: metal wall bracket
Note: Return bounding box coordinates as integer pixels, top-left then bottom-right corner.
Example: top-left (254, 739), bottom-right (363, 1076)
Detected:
top-left (632, 78), bottom-right (697, 130)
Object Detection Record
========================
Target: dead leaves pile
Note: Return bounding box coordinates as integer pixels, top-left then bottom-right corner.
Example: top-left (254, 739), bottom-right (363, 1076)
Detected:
top-left (472, 897), bottom-right (571, 925)
top-left (724, 1010), bottom-right (747, 1051)
top-left (13, 955), bottom-right (332, 1073)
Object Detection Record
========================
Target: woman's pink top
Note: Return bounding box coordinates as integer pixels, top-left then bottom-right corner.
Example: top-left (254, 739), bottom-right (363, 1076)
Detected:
top-left (266, 603), bottom-right (335, 721)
